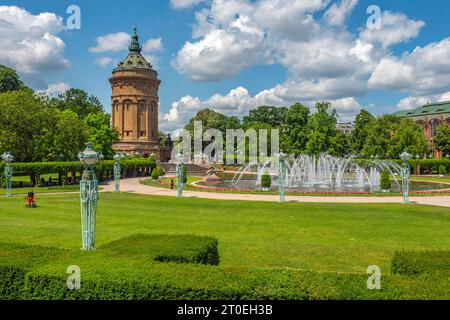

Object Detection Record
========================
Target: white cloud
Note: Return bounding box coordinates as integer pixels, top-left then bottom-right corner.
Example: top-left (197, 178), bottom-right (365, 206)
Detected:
top-left (142, 37), bottom-right (164, 53)
top-left (369, 38), bottom-right (450, 95)
top-left (94, 57), bottom-right (114, 67)
top-left (360, 11), bottom-right (425, 48)
top-left (323, 0), bottom-right (359, 27)
top-left (172, 16), bottom-right (268, 81)
top-left (396, 91), bottom-right (450, 110)
top-left (38, 82), bottom-right (70, 96)
top-left (0, 6), bottom-right (69, 74)
top-left (89, 32), bottom-right (131, 53)
top-left (170, 0), bottom-right (207, 10)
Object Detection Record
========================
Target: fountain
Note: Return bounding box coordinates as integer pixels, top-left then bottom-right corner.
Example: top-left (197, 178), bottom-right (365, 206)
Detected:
top-left (196, 153), bottom-right (447, 193)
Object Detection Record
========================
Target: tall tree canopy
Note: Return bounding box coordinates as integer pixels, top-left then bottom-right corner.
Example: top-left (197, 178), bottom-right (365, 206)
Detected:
top-left (305, 102), bottom-right (346, 156)
top-left (0, 90), bottom-right (88, 162)
top-left (434, 124), bottom-right (450, 155)
top-left (351, 109), bottom-right (375, 155)
top-left (242, 106), bottom-right (288, 128)
top-left (0, 64), bottom-right (28, 93)
top-left (52, 88), bottom-right (104, 119)
top-left (280, 103), bottom-right (310, 156)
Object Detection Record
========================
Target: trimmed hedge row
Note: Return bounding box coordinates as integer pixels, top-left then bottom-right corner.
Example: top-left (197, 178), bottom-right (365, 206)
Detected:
top-left (392, 250), bottom-right (450, 276)
top-left (1, 243), bottom-right (450, 300)
top-left (0, 159), bottom-right (156, 176)
top-left (102, 234), bottom-right (219, 266)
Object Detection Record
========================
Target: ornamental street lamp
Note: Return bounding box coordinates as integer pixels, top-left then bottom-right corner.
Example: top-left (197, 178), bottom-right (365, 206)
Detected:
top-left (1, 152), bottom-right (14, 197)
top-left (400, 150), bottom-right (411, 205)
top-left (113, 153), bottom-right (125, 192)
top-left (175, 152), bottom-right (184, 198)
top-left (277, 152), bottom-right (287, 203)
top-left (78, 143), bottom-right (101, 251)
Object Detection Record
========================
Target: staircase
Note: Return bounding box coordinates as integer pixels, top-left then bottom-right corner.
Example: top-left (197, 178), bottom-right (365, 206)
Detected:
top-left (158, 163), bottom-right (209, 176)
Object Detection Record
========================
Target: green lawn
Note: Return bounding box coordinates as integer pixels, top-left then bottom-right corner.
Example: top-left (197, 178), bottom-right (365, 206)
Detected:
top-left (0, 193), bottom-right (449, 274)
top-left (411, 176), bottom-right (450, 184)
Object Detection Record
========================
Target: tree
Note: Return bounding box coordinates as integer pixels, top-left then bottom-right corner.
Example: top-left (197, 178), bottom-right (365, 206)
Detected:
top-left (243, 106), bottom-right (288, 128)
top-left (280, 103), bottom-right (310, 155)
top-left (184, 108), bottom-right (242, 155)
top-left (84, 112), bottom-right (119, 159)
top-left (0, 65), bottom-right (27, 93)
top-left (53, 88), bottom-right (104, 119)
top-left (0, 90), bottom-right (88, 162)
top-left (351, 109), bottom-right (375, 155)
top-left (34, 109), bottom-right (89, 161)
top-left (387, 119), bottom-right (428, 158)
top-left (361, 115), bottom-right (401, 159)
top-left (305, 102), bottom-right (341, 156)
top-left (434, 124), bottom-right (450, 155)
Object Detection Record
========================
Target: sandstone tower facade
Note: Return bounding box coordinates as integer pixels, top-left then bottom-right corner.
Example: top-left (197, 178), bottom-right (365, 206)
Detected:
top-left (110, 28), bottom-right (170, 160)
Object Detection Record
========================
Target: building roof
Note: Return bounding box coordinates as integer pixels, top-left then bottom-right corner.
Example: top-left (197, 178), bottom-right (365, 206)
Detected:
top-left (394, 101), bottom-right (450, 118)
top-left (113, 27), bottom-right (154, 72)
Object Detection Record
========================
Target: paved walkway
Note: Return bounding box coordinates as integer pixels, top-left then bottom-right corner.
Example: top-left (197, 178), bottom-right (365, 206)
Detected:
top-left (102, 178), bottom-right (450, 208)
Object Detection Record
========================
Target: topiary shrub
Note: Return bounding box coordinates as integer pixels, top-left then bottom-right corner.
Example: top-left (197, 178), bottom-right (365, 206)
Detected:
top-left (380, 170), bottom-right (391, 191)
top-left (151, 168), bottom-right (159, 180)
top-left (261, 171), bottom-right (271, 189)
top-left (157, 166), bottom-right (166, 177)
top-left (102, 234), bottom-right (220, 266)
top-left (439, 165), bottom-right (447, 176)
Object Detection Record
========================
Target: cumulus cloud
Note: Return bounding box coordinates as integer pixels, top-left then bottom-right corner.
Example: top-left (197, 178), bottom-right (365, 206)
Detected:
top-left (89, 32), bottom-right (131, 53)
top-left (164, 0), bottom-right (445, 131)
top-left (142, 37), bottom-right (164, 53)
top-left (0, 6), bottom-right (69, 74)
top-left (369, 38), bottom-right (450, 95)
top-left (396, 91), bottom-right (450, 111)
top-left (170, 0), bottom-right (207, 10)
top-left (323, 0), bottom-right (359, 27)
top-left (172, 16), bottom-right (268, 81)
top-left (37, 82), bottom-right (70, 96)
top-left (94, 57), bottom-right (114, 67)
top-left (360, 11), bottom-right (425, 48)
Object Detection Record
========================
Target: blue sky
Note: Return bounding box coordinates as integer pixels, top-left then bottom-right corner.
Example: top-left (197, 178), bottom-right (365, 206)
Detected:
top-left (1, 0), bottom-right (450, 133)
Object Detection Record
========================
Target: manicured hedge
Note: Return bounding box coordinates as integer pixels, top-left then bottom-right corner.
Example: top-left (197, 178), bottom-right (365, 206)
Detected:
top-left (102, 234), bottom-right (219, 266)
top-left (391, 250), bottom-right (450, 276)
top-left (1, 242), bottom-right (450, 300)
top-left (0, 159), bottom-right (156, 184)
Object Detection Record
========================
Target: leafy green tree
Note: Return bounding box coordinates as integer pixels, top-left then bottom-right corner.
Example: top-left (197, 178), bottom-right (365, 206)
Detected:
top-left (0, 65), bottom-right (27, 93)
top-left (53, 88), bottom-right (104, 119)
top-left (0, 90), bottom-right (53, 161)
top-left (351, 109), bottom-right (375, 155)
top-left (84, 112), bottom-right (119, 159)
top-left (34, 109), bottom-right (89, 161)
top-left (434, 124), bottom-right (450, 155)
top-left (305, 102), bottom-right (341, 156)
top-left (184, 108), bottom-right (242, 154)
top-left (387, 119), bottom-right (428, 158)
top-left (361, 115), bottom-right (401, 159)
top-left (328, 131), bottom-right (350, 157)
top-left (0, 90), bottom-right (88, 162)
top-left (280, 103), bottom-right (310, 155)
top-left (242, 106), bottom-right (288, 128)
